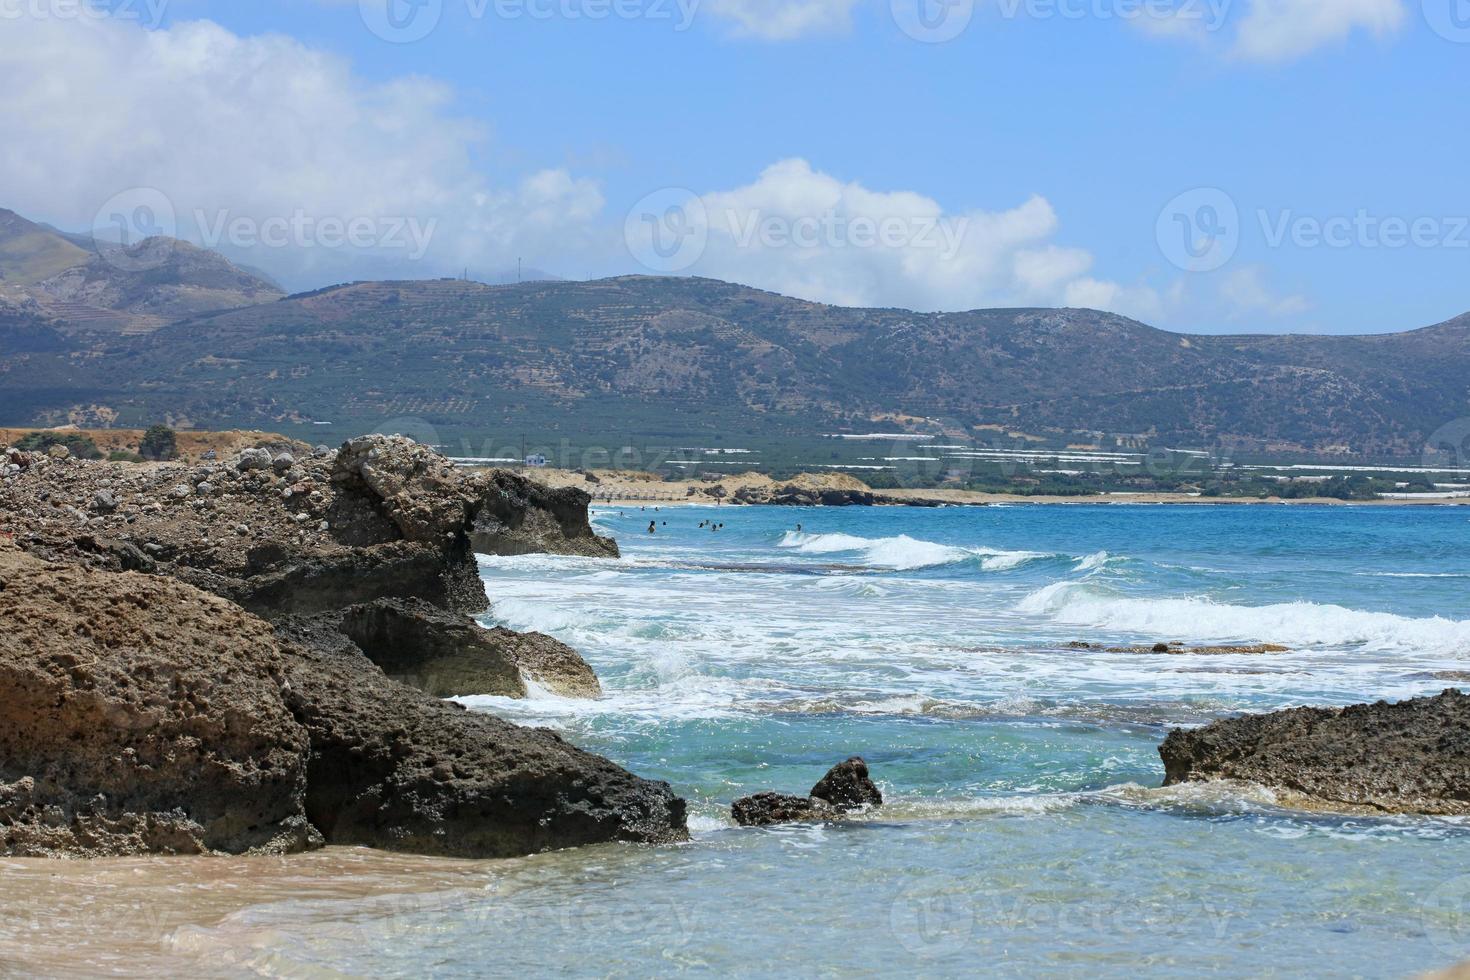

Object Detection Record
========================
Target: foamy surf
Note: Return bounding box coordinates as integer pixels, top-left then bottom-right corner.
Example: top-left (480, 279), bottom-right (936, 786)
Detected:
top-left (1019, 581), bottom-right (1470, 654)
top-left (776, 531), bottom-right (1047, 572)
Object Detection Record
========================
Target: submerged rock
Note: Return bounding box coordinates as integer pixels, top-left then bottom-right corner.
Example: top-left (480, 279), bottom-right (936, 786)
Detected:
top-left (732, 793), bottom-right (837, 827)
top-left (0, 545), bottom-right (318, 858)
top-left (1159, 689), bottom-right (1470, 814)
top-left (732, 758), bottom-right (883, 826)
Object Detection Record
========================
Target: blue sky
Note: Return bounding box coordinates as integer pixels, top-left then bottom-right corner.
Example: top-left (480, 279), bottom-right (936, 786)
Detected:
top-left (2, 0), bottom-right (1466, 333)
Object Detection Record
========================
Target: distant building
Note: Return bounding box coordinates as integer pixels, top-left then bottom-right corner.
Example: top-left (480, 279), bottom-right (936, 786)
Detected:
top-left (524, 454), bottom-right (548, 468)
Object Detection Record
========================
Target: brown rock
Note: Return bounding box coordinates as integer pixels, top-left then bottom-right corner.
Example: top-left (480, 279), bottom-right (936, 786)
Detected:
top-left (274, 618), bottom-right (686, 857)
top-left (470, 469), bottom-right (619, 558)
top-left (1159, 689), bottom-right (1470, 814)
top-left (0, 544), bottom-right (318, 857)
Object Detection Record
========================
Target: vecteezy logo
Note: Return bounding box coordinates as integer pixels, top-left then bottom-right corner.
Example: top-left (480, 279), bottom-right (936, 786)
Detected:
top-left (1423, 418), bottom-right (1470, 470)
top-left (91, 187), bottom-right (177, 273)
top-left (891, 0), bottom-right (975, 42)
top-left (1424, 0), bottom-right (1470, 42)
top-left (1156, 187), bottom-right (1239, 273)
top-left (359, 0), bottom-right (443, 43)
top-left (624, 188), bottom-right (708, 274)
top-left (1423, 875), bottom-right (1470, 959)
top-left (889, 887), bottom-right (975, 959)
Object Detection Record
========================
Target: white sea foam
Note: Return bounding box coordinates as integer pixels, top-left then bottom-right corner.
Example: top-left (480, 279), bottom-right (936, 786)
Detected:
top-left (1074, 550), bottom-right (1111, 572)
top-left (1019, 581), bottom-right (1470, 654)
top-left (776, 531), bottom-right (1044, 572)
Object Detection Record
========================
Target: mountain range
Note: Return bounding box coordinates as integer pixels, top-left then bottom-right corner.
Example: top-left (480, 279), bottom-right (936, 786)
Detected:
top-left (1, 207), bottom-right (1466, 457)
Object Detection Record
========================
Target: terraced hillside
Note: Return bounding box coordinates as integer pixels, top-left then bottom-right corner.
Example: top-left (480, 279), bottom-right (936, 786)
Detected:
top-left (1, 273), bottom-right (1466, 457)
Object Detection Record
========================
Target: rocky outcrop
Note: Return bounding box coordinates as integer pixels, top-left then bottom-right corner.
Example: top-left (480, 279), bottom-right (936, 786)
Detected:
top-left (731, 485), bottom-right (876, 507)
top-left (470, 469), bottom-right (619, 558)
top-left (731, 757), bottom-right (884, 826)
top-left (0, 545), bottom-right (318, 857)
top-left (0, 436), bottom-right (684, 859)
top-left (334, 598), bottom-right (526, 698)
top-left (274, 618), bottom-right (681, 857)
top-left (732, 793), bottom-right (837, 827)
top-left (1159, 690), bottom-right (1470, 814)
top-left (811, 757), bottom-right (884, 809)
top-left (329, 598), bottom-right (601, 699)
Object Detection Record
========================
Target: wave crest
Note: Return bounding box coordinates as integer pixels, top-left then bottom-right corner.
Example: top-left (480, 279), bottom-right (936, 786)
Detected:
top-left (1019, 581), bottom-right (1470, 653)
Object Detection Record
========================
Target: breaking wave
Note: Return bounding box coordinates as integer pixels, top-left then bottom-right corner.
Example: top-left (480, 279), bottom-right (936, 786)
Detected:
top-left (777, 531), bottom-right (1047, 572)
top-left (1019, 581), bottom-right (1470, 654)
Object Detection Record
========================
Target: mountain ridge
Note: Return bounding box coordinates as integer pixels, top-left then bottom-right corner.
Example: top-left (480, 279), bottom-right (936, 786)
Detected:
top-left (0, 208), bottom-right (1465, 456)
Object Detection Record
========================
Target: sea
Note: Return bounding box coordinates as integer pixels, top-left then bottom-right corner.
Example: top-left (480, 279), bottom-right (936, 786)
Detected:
top-left (5, 503), bottom-right (1470, 978)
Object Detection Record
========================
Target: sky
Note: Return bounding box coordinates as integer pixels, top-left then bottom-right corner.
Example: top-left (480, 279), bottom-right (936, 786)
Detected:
top-left (0, 0), bottom-right (1466, 333)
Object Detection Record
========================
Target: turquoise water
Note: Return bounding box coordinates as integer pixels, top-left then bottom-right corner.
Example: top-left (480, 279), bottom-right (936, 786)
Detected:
top-left (459, 505), bottom-right (1470, 978)
top-left (94, 504), bottom-right (1470, 978)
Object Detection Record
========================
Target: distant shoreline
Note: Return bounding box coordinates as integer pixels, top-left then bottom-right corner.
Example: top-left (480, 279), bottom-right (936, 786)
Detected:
top-left (517, 467), bottom-right (1470, 509)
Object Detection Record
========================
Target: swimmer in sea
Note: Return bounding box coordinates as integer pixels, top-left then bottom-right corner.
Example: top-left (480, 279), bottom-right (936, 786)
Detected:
top-left (648, 521), bottom-right (656, 534)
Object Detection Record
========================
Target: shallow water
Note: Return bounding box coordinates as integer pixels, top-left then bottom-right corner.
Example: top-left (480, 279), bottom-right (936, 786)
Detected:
top-left (5, 504), bottom-right (1470, 977)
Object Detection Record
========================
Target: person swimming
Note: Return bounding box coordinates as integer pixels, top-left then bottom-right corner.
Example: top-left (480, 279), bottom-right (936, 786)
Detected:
top-left (648, 521), bottom-right (657, 534)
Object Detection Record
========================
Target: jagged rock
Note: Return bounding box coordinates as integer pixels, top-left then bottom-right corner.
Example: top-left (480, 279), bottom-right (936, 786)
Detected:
top-left (333, 598), bottom-right (526, 698)
top-left (470, 469), bottom-right (619, 558)
top-left (0, 544), bottom-right (318, 857)
top-left (273, 617), bottom-right (686, 857)
top-left (271, 452), bottom-right (296, 475)
top-left (810, 757), bottom-right (883, 810)
top-left (489, 626), bottom-right (603, 698)
top-left (90, 489), bottom-right (116, 513)
top-left (731, 793), bottom-right (837, 827)
top-left (732, 758), bottom-right (883, 826)
top-left (1159, 689), bottom-right (1470, 814)
top-left (0, 438), bottom-right (686, 860)
top-left (333, 435), bottom-right (474, 544)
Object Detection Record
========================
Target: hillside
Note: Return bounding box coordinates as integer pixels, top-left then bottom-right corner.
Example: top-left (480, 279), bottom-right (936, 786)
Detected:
top-left (1, 273), bottom-right (1466, 456)
top-left (0, 209), bottom-right (283, 334)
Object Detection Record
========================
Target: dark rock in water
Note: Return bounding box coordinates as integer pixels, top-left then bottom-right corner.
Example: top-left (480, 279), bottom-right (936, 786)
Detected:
top-left (274, 618), bottom-right (685, 857)
top-left (731, 792), bottom-right (838, 827)
top-left (1159, 689), bottom-right (1470, 814)
top-left (810, 757), bottom-right (883, 810)
top-left (732, 758), bottom-right (883, 826)
top-left (0, 544), bottom-right (318, 857)
top-left (470, 469), bottom-right (619, 558)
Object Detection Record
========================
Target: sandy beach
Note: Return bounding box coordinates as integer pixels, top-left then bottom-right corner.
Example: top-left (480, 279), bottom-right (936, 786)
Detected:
top-left (519, 467), bottom-right (1470, 508)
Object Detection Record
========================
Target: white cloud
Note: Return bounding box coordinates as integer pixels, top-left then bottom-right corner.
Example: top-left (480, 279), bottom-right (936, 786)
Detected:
top-left (700, 0), bottom-right (860, 39)
top-left (0, 13), bottom-right (599, 287)
top-left (1232, 0), bottom-right (1405, 61)
top-left (1134, 0), bottom-right (1406, 62)
top-left (0, 14), bottom-right (1170, 319)
top-left (1218, 266), bottom-right (1311, 318)
top-left (672, 158), bottom-right (1163, 317)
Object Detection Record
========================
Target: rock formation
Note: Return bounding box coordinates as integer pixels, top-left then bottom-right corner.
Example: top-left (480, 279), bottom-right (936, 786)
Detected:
top-left (470, 469), bottom-right (619, 558)
top-left (731, 757), bottom-right (884, 826)
top-left (0, 544), bottom-right (319, 857)
top-left (0, 435), bottom-right (684, 858)
top-left (1159, 690), bottom-right (1470, 814)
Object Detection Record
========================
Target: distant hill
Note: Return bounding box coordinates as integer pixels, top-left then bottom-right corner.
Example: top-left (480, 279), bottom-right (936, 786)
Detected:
top-left (0, 209), bottom-right (283, 334)
top-left (1, 272), bottom-right (1466, 456)
top-left (0, 209), bottom-right (92, 286)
